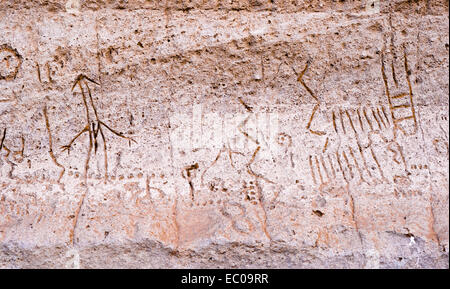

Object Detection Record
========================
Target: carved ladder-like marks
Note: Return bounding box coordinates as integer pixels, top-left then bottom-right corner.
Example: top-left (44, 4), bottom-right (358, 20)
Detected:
top-left (381, 46), bottom-right (418, 137)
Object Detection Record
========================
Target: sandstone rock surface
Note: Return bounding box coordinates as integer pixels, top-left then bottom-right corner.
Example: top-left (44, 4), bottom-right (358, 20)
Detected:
top-left (0, 0), bottom-right (448, 268)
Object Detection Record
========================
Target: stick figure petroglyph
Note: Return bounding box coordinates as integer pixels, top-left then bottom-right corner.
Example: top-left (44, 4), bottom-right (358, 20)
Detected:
top-left (61, 74), bottom-right (136, 182)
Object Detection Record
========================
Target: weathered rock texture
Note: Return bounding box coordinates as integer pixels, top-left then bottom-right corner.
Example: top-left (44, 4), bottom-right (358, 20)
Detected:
top-left (0, 0), bottom-right (448, 268)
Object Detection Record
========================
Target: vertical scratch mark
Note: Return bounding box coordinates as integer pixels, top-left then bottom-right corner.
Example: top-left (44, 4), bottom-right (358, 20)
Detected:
top-left (0, 128), bottom-right (6, 151)
top-left (357, 108), bottom-right (365, 132)
top-left (349, 194), bottom-right (364, 246)
top-left (349, 146), bottom-right (368, 184)
top-left (83, 126), bottom-right (93, 183)
top-left (391, 61), bottom-right (398, 87)
top-left (36, 62), bottom-right (41, 83)
top-left (357, 142), bottom-right (372, 178)
top-left (342, 150), bottom-right (354, 179)
top-left (19, 136), bottom-right (25, 156)
top-left (335, 151), bottom-right (349, 184)
top-left (77, 81), bottom-right (93, 165)
top-left (322, 137), bottom-right (329, 153)
top-left (71, 186), bottom-right (88, 246)
top-left (428, 194), bottom-right (441, 246)
top-left (363, 107), bottom-right (373, 131)
top-left (370, 146), bottom-right (386, 182)
top-left (99, 128), bottom-right (108, 183)
top-left (320, 155), bottom-right (330, 182)
top-left (315, 155), bottom-right (324, 184)
top-left (86, 83), bottom-right (109, 183)
top-left (381, 106), bottom-right (391, 125)
top-left (398, 144), bottom-right (408, 173)
top-left (309, 155), bottom-right (317, 185)
top-left (327, 154), bottom-right (336, 179)
top-left (403, 45), bottom-right (418, 134)
top-left (46, 62), bottom-right (52, 83)
top-left (72, 115), bottom-right (93, 245)
top-left (332, 111), bottom-right (338, 133)
top-left (85, 82), bottom-right (99, 120)
top-left (339, 109), bottom-right (346, 135)
top-left (257, 185), bottom-right (273, 243)
top-left (381, 52), bottom-right (397, 129)
top-left (371, 108), bottom-right (382, 129)
top-left (43, 106), bottom-right (65, 183)
top-left (346, 110), bottom-right (357, 135)
top-left (376, 107), bottom-right (387, 128)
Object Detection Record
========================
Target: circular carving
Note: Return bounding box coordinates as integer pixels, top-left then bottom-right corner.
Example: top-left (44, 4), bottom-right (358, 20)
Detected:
top-left (0, 44), bottom-right (22, 81)
top-left (276, 132), bottom-right (292, 147)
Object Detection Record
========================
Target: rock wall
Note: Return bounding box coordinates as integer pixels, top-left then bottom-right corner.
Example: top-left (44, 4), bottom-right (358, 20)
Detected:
top-left (0, 0), bottom-right (448, 268)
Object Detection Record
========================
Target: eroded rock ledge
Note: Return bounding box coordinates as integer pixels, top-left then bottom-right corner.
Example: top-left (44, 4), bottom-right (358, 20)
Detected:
top-left (0, 0), bottom-right (448, 268)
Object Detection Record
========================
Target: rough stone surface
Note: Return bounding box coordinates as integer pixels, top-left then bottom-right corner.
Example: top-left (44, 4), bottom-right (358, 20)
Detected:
top-left (0, 0), bottom-right (448, 268)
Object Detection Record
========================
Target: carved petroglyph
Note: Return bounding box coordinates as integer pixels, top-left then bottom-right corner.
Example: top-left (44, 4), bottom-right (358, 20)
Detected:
top-left (247, 146), bottom-right (274, 185)
top-left (36, 62), bottom-right (54, 84)
top-left (296, 47), bottom-right (421, 188)
top-left (61, 74), bottom-right (136, 183)
top-left (43, 106), bottom-right (66, 183)
top-left (0, 51), bottom-right (431, 191)
top-left (0, 4), bottom-right (448, 269)
top-left (0, 130), bottom-right (25, 165)
top-left (0, 45), bottom-right (22, 81)
top-left (220, 201), bottom-right (254, 235)
top-left (276, 133), bottom-right (292, 148)
top-left (296, 62), bottom-right (326, 137)
top-left (328, 106), bottom-right (392, 136)
top-left (0, 128), bottom-right (5, 152)
top-left (381, 45), bottom-right (418, 138)
top-left (182, 163), bottom-right (199, 201)
top-left (309, 137), bottom-right (413, 187)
